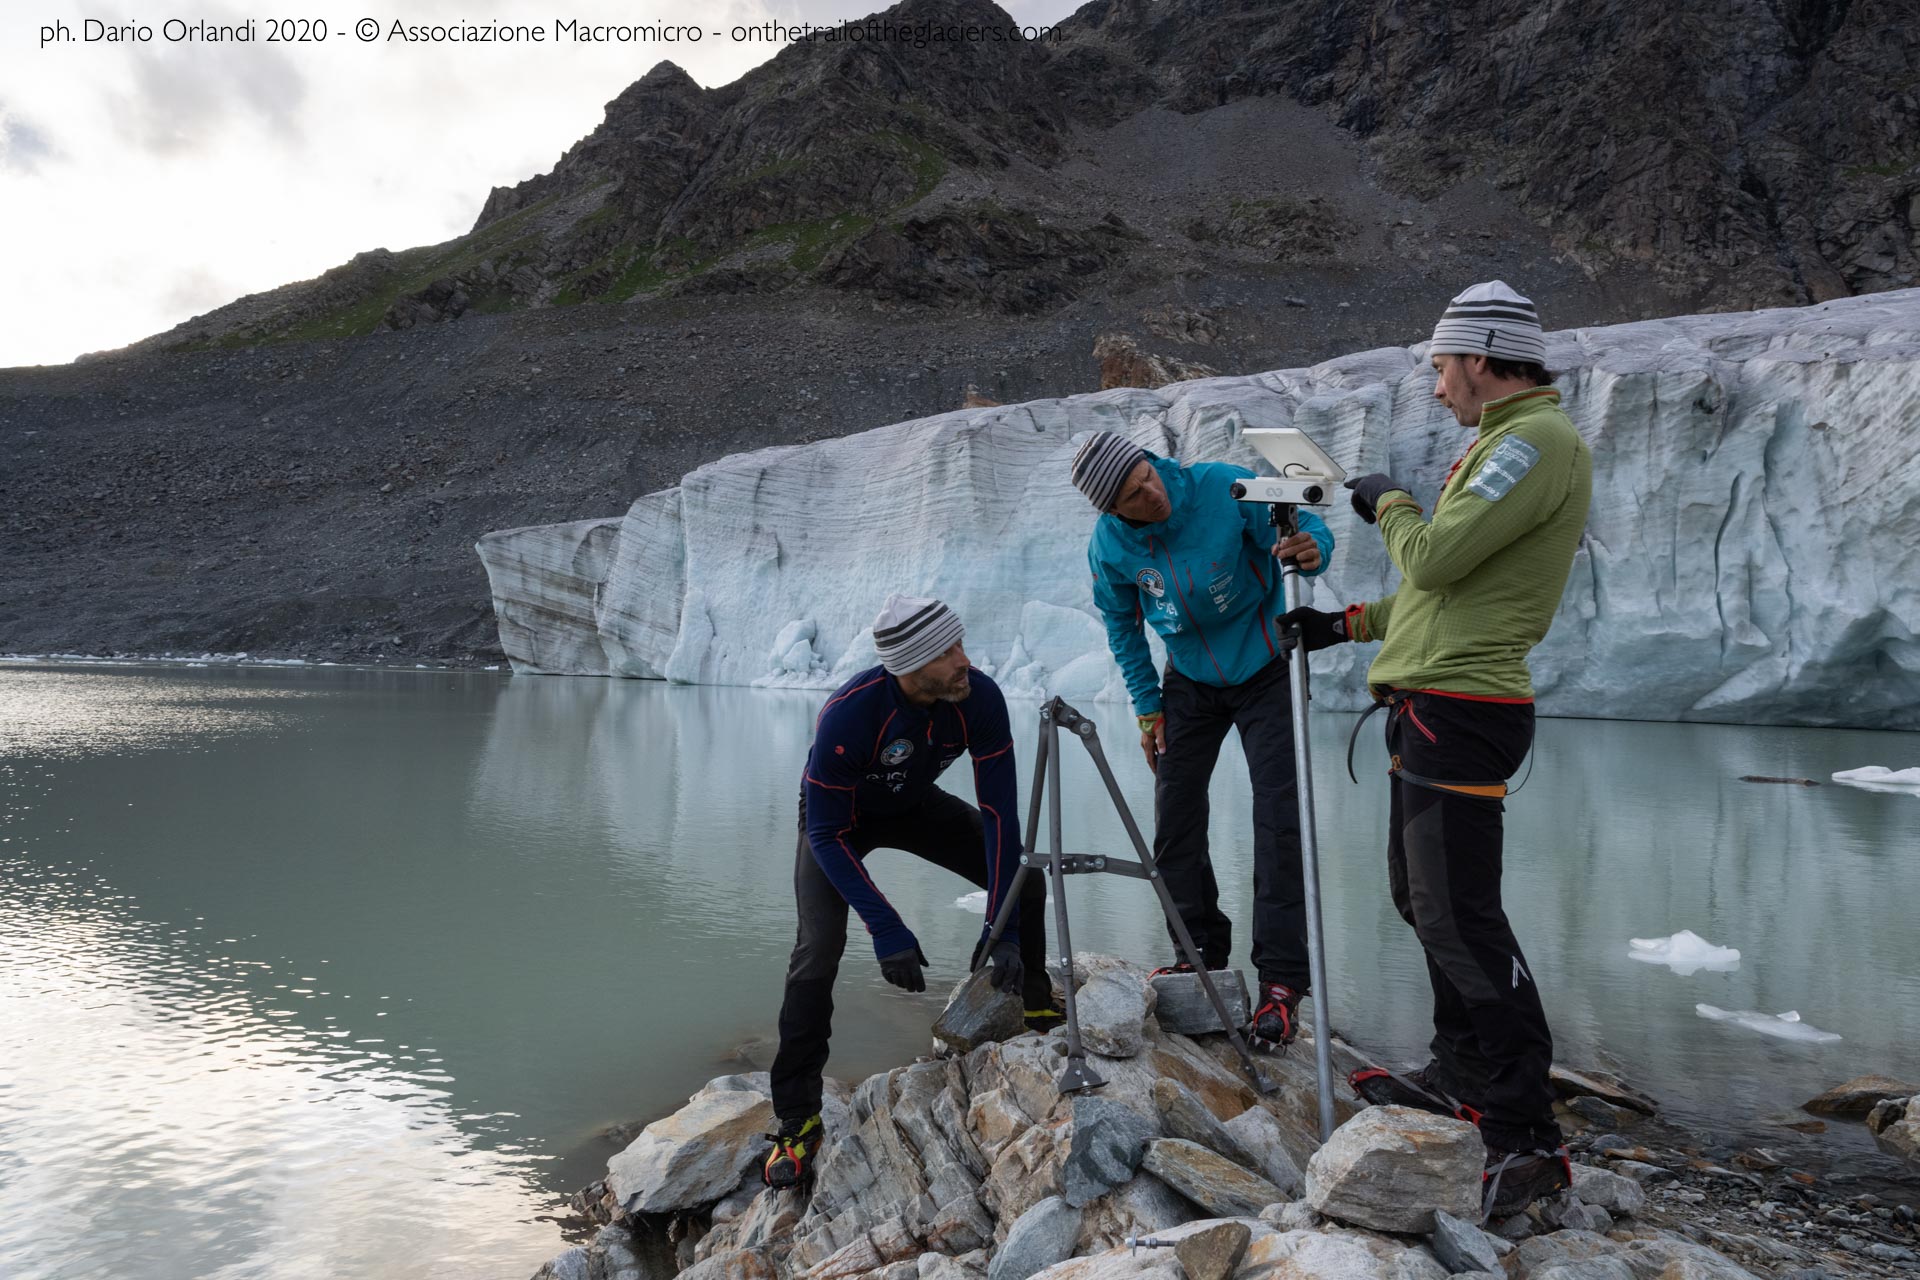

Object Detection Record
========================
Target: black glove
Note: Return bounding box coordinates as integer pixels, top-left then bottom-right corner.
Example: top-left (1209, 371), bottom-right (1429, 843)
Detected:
top-left (975, 934), bottom-right (1024, 993)
top-left (1276, 606), bottom-right (1350, 653)
top-left (878, 945), bottom-right (929, 992)
top-left (1344, 473), bottom-right (1407, 524)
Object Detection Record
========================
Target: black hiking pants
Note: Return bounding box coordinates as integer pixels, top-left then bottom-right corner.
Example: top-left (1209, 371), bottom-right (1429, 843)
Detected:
top-left (1384, 691), bottom-right (1561, 1153)
top-left (769, 788), bottom-right (1048, 1122)
top-left (1153, 655), bottom-right (1309, 990)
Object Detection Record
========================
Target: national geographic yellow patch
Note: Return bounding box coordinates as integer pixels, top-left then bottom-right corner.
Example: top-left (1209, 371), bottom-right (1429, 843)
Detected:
top-left (1467, 437), bottom-right (1540, 502)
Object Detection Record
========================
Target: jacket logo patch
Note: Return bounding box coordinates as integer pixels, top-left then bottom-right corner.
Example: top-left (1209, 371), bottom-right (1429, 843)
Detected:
top-left (1136, 568), bottom-right (1165, 598)
top-left (880, 738), bottom-right (915, 766)
top-left (1467, 437), bottom-right (1541, 503)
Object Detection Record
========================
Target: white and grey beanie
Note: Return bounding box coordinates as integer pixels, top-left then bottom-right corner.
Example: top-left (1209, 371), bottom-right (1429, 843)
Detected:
top-left (872, 594), bottom-right (965, 675)
top-left (1428, 281), bottom-right (1547, 365)
top-left (1070, 431), bottom-right (1149, 512)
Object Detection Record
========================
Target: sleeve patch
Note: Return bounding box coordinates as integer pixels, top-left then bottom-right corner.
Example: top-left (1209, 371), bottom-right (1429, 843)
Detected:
top-left (1466, 437), bottom-right (1541, 502)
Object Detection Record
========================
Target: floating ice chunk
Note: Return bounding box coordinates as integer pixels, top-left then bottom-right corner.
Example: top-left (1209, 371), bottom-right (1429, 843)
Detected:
top-left (955, 891), bottom-right (987, 913)
top-left (1832, 765), bottom-right (1920, 794)
top-left (1627, 929), bottom-right (1742, 974)
top-left (1695, 1004), bottom-right (1842, 1043)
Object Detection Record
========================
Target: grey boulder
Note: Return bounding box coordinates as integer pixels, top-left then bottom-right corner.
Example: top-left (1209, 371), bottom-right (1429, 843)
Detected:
top-left (1060, 1095), bottom-right (1160, 1208)
top-left (936, 969), bottom-right (1028, 1052)
top-left (1148, 969), bottom-right (1250, 1035)
top-left (1141, 1138), bottom-right (1287, 1217)
top-left (989, 1196), bottom-right (1084, 1280)
top-left (1304, 1106), bottom-right (1484, 1233)
top-left (1571, 1163), bottom-right (1647, 1215)
top-left (1152, 1078), bottom-right (1256, 1167)
top-left (609, 1086), bottom-right (774, 1214)
top-left (1430, 1210), bottom-right (1510, 1274)
top-left (1801, 1075), bottom-right (1920, 1116)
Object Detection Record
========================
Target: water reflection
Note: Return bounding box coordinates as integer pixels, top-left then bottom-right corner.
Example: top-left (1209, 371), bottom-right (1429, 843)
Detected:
top-left (0, 857), bottom-right (559, 1280)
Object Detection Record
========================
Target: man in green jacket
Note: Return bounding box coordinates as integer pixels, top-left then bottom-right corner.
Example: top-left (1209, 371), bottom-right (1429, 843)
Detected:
top-left (1281, 281), bottom-right (1592, 1218)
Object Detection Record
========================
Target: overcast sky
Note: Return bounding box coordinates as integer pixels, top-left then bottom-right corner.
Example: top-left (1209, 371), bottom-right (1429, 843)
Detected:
top-left (0, 0), bottom-right (1078, 368)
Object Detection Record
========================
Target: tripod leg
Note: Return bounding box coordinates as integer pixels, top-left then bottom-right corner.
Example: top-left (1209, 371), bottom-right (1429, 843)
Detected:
top-left (1283, 564), bottom-right (1338, 1142)
top-left (1073, 720), bottom-right (1272, 1093)
top-left (976, 715), bottom-right (1051, 966)
top-left (1045, 700), bottom-right (1105, 1093)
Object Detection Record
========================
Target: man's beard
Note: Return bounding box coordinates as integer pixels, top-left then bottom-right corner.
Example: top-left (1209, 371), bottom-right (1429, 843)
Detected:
top-left (941, 675), bottom-right (973, 702)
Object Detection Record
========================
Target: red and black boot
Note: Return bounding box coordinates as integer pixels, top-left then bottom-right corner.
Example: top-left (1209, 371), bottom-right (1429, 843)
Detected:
top-left (1248, 981), bottom-right (1303, 1052)
top-left (761, 1113), bottom-right (822, 1191)
top-left (1347, 1062), bottom-right (1485, 1126)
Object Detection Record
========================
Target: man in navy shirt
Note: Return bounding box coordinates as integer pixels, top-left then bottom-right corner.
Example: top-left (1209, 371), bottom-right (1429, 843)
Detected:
top-left (762, 594), bottom-right (1050, 1189)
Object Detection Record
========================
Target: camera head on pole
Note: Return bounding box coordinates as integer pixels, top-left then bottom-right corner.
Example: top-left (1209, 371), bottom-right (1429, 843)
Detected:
top-left (1227, 427), bottom-right (1346, 510)
top-left (1228, 427), bottom-right (1346, 538)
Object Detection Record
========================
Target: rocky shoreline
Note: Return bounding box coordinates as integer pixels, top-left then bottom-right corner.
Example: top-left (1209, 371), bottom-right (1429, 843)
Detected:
top-left (532, 957), bottom-right (1920, 1280)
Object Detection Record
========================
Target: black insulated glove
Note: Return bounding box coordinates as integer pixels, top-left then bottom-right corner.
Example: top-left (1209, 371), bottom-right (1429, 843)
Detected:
top-left (1344, 473), bottom-right (1407, 524)
top-left (982, 935), bottom-right (1024, 993)
top-left (1277, 606), bottom-right (1350, 653)
top-left (879, 945), bottom-right (929, 993)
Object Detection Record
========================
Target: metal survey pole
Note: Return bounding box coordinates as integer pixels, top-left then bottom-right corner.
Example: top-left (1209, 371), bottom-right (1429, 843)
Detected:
top-left (1278, 514), bottom-right (1337, 1142)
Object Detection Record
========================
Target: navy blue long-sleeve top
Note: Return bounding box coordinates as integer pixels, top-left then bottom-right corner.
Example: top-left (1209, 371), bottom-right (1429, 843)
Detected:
top-left (802, 665), bottom-right (1022, 961)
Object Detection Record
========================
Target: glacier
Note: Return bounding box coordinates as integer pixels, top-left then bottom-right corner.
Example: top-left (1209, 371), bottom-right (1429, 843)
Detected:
top-left (476, 290), bottom-right (1920, 728)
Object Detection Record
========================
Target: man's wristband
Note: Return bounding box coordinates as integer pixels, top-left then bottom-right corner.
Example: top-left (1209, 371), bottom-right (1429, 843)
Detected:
top-left (1137, 712), bottom-right (1164, 733)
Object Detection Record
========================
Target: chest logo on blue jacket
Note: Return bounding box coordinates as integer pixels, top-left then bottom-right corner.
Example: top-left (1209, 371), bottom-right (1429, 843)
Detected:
top-left (880, 738), bottom-right (915, 766)
top-left (1136, 568), bottom-right (1165, 598)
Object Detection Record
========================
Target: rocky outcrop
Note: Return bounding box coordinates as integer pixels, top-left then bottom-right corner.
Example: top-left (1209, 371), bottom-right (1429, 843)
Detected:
top-left (479, 290), bottom-right (1920, 729)
top-left (1802, 1075), bottom-right (1920, 1116)
top-left (1868, 1095), bottom-right (1920, 1168)
top-left (1094, 334), bottom-right (1221, 391)
top-left (534, 953), bottom-right (1828, 1280)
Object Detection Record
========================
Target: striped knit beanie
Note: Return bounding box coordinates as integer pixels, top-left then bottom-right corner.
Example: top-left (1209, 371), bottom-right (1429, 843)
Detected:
top-left (1070, 431), bottom-right (1149, 512)
top-left (1428, 281), bottom-right (1547, 365)
top-left (872, 594), bottom-right (965, 675)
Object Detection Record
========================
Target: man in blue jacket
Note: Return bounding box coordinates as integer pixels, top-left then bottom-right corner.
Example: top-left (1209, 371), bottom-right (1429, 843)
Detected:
top-left (1071, 431), bottom-right (1333, 1049)
top-left (762, 594), bottom-right (1050, 1189)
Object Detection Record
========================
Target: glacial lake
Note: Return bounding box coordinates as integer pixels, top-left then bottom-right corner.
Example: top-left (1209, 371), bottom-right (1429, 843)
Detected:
top-left (2, 662), bottom-right (1916, 1280)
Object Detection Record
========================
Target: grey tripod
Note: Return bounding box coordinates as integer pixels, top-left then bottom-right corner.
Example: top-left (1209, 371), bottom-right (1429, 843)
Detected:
top-left (975, 696), bottom-right (1270, 1096)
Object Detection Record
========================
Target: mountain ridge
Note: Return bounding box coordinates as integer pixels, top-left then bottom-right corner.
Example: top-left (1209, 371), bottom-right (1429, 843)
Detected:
top-left (109, 0), bottom-right (1919, 358)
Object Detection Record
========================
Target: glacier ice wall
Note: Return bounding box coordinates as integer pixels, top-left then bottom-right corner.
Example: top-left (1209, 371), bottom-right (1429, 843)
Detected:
top-left (476, 291), bottom-right (1920, 729)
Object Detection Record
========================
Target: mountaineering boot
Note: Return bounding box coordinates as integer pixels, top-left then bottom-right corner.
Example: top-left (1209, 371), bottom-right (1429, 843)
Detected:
top-left (1481, 1145), bottom-right (1573, 1220)
top-left (762, 1113), bottom-right (823, 1190)
top-left (1348, 1061), bottom-right (1484, 1126)
top-left (1248, 981), bottom-right (1302, 1052)
top-left (1147, 960), bottom-right (1197, 979)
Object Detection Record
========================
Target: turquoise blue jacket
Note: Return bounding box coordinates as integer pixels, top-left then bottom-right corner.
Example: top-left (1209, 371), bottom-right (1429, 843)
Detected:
top-left (1089, 456), bottom-right (1334, 715)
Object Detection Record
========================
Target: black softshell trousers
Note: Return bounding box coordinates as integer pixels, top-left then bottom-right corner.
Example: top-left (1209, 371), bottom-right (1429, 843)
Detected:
top-left (770, 788), bottom-right (1048, 1122)
top-left (1384, 691), bottom-right (1561, 1152)
top-left (1152, 654), bottom-right (1309, 990)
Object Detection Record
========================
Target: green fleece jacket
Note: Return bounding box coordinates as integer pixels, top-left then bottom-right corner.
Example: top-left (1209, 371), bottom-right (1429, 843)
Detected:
top-left (1351, 386), bottom-right (1592, 698)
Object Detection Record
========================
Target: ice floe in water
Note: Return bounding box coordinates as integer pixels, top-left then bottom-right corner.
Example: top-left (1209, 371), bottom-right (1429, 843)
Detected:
top-left (1832, 765), bottom-right (1920, 794)
top-left (1628, 929), bottom-right (1742, 974)
top-left (1695, 1005), bottom-right (1842, 1043)
top-left (954, 891), bottom-right (987, 913)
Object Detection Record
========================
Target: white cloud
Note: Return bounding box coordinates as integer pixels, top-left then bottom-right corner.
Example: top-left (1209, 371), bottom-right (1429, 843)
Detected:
top-left (0, 0), bottom-right (1081, 367)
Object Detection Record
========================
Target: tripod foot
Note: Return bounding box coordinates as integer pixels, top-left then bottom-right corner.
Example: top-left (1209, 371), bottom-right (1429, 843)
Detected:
top-left (1055, 1057), bottom-right (1108, 1094)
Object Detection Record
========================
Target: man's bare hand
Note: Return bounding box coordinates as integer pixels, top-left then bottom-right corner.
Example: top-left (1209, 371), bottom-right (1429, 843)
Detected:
top-left (1139, 716), bottom-right (1167, 772)
top-left (1274, 532), bottom-right (1321, 572)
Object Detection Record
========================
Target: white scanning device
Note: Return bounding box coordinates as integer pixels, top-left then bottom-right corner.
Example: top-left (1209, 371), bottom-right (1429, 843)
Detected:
top-left (1228, 427), bottom-right (1347, 507)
